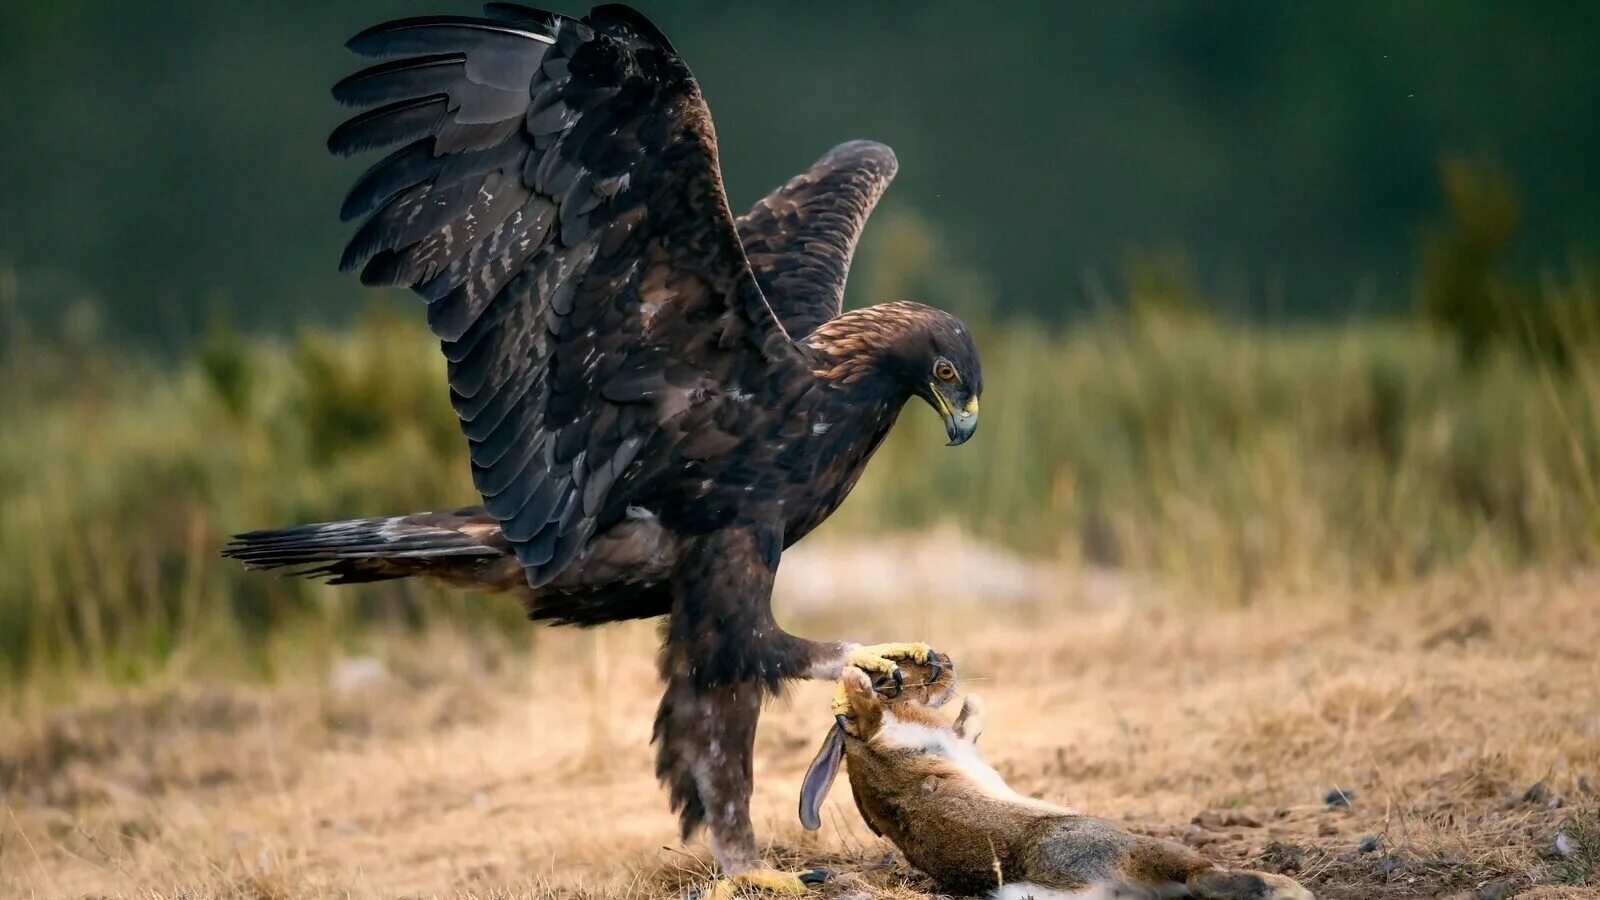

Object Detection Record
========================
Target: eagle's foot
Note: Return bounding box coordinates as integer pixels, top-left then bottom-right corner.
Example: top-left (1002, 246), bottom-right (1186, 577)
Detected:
top-left (831, 642), bottom-right (938, 716)
top-left (698, 867), bottom-right (830, 900)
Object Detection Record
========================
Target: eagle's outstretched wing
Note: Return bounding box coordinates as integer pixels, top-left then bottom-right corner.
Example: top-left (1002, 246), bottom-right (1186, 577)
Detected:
top-left (330, 3), bottom-right (804, 586)
top-left (737, 140), bottom-right (899, 338)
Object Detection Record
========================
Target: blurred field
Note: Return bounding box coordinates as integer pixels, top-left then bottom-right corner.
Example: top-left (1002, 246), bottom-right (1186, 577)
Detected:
top-left (2, 176), bottom-right (1599, 896)
top-left (2, 0), bottom-right (1598, 889)
top-left (3, 278), bottom-right (1599, 696)
top-left (2, 306), bottom-right (1598, 896)
top-left (2, 559), bottom-right (1597, 899)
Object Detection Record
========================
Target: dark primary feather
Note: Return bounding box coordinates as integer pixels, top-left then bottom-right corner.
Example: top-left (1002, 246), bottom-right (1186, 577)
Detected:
top-left (329, 4), bottom-right (807, 587)
top-left (737, 140), bottom-right (899, 338)
top-left (481, 3), bottom-right (561, 29)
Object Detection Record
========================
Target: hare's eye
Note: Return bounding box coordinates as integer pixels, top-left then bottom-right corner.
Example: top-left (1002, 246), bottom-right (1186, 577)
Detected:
top-left (934, 360), bottom-right (957, 382)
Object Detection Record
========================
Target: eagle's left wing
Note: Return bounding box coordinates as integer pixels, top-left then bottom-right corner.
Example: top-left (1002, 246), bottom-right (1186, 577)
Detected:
top-left (330, 3), bottom-right (806, 586)
top-left (737, 140), bottom-right (899, 338)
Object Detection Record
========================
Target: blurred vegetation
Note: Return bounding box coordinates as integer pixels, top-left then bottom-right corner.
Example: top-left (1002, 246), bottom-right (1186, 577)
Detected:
top-left (2, 2), bottom-right (1599, 698)
top-left (4, 1), bottom-right (1600, 338)
top-left (1419, 156), bottom-right (1600, 367)
top-left (3, 249), bottom-right (1597, 698)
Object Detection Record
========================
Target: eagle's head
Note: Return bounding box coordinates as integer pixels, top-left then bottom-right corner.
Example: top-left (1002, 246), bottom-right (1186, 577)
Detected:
top-left (901, 309), bottom-right (982, 446)
top-left (808, 301), bottom-right (983, 444)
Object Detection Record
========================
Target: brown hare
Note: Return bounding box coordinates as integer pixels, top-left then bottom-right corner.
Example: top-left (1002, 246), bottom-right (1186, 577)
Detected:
top-left (801, 663), bottom-right (1313, 899)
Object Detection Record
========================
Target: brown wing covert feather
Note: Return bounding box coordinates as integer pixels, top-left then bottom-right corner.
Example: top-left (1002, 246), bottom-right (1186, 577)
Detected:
top-left (737, 140), bottom-right (898, 337)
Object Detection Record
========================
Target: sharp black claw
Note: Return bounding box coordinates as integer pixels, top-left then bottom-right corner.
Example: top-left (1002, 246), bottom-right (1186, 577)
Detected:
top-left (891, 667), bottom-right (904, 695)
top-left (799, 868), bottom-right (832, 886)
top-left (835, 713), bottom-right (849, 732)
top-left (927, 648), bottom-right (942, 684)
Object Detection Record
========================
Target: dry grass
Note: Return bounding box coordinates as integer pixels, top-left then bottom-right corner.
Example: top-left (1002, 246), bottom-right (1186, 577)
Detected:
top-left (2, 546), bottom-right (1597, 900)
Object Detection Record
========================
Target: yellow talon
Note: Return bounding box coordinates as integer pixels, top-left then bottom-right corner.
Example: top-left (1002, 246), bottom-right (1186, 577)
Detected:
top-left (831, 642), bottom-right (935, 717)
top-left (846, 641), bottom-right (932, 673)
top-left (831, 679), bottom-right (852, 718)
top-left (702, 868), bottom-right (827, 900)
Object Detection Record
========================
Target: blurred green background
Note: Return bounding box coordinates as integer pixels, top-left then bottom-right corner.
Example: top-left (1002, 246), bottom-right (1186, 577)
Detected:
top-left (1, 2), bottom-right (1598, 697)
top-left (4, 1), bottom-right (1600, 338)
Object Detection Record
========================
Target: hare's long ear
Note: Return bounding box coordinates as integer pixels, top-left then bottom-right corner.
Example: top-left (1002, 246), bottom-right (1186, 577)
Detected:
top-left (800, 670), bottom-right (882, 830)
top-left (954, 694), bottom-right (987, 744)
top-left (799, 719), bottom-right (845, 831)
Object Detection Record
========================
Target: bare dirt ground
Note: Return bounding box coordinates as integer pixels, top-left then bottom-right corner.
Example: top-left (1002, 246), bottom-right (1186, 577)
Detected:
top-left (2, 561), bottom-right (1598, 899)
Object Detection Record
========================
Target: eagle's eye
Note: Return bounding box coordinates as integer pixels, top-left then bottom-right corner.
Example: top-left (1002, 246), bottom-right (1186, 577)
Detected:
top-left (934, 360), bottom-right (958, 382)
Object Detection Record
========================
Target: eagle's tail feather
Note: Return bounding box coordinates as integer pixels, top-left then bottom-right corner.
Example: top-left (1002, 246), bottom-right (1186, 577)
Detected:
top-left (222, 509), bottom-right (514, 588)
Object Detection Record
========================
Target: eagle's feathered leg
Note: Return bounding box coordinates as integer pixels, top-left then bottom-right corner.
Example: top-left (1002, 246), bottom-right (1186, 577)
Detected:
top-left (655, 523), bottom-right (840, 887)
top-left (653, 666), bottom-right (761, 862)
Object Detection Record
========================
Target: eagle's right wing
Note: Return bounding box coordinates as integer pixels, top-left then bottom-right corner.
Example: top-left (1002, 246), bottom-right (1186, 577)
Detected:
top-left (330, 4), bottom-right (805, 586)
top-left (737, 140), bottom-right (899, 338)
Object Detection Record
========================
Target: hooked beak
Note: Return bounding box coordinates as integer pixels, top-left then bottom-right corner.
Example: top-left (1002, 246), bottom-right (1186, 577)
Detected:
top-left (930, 385), bottom-right (979, 446)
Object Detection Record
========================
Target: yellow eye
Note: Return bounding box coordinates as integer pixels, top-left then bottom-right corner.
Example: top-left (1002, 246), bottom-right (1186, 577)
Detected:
top-left (934, 360), bottom-right (958, 382)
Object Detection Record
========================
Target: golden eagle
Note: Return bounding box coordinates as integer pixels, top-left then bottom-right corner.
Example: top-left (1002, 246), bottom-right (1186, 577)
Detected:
top-left (226, 3), bottom-right (982, 891)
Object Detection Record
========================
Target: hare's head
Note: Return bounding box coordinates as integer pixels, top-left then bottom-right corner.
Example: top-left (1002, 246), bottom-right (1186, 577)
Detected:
top-left (799, 653), bottom-right (984, 830)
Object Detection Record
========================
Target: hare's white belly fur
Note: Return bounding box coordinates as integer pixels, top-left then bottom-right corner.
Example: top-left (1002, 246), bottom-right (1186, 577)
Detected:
top-left (877, 713), bottom-right (1076, 814)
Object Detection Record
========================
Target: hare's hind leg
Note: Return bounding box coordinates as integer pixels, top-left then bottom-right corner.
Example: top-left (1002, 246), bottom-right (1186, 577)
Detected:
top-left (1021, 821), bottom-right (1187, 899)
top-left (1188, 868), bottom-right (1314, 899)
top-left (1114, 829), bottom-right (1315, 898)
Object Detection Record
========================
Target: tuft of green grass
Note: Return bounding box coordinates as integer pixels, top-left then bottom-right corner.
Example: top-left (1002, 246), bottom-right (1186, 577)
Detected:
top-left (1555, 810), bottom-right (1600, 886)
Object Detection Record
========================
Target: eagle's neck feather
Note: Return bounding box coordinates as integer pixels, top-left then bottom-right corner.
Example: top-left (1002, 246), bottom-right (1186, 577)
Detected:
top-left (803, 301), bottom-right (935, 398)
